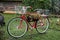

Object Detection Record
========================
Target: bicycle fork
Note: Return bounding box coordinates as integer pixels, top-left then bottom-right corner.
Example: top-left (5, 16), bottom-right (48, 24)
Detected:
top-left (18, 19), bottom-right (23, 29)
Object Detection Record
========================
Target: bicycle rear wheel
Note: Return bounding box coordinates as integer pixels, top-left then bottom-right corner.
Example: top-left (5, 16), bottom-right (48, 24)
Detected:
top-left (36, 17), bottom-right (49, 33)
top-left (7, 17), bottom-right (27, 38)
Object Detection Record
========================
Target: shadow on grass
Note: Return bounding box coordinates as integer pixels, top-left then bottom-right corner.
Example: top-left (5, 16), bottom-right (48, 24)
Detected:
top-left (8, 33), bottom-right (46, 40)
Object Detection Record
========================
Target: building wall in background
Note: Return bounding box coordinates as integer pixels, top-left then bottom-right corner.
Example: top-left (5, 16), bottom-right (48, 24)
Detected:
top-left (0, 1), bottom-right (22, 11)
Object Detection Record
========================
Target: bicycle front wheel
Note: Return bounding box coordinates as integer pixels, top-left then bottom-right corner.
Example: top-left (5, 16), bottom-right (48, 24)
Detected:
top-left (36, 17), bottom-right (49, 33)
top-left (7, 17), bottom-right (27, 38)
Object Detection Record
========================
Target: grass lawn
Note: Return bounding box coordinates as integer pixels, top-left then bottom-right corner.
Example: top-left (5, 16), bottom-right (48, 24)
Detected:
top-left (0, 14), bottom-right (60, 40)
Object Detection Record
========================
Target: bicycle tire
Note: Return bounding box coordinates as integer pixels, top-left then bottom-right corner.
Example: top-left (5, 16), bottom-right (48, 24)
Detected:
top-left (7, 17), bottom-right (28, 38)
top-left (36, 17), bottom-right (49, 33)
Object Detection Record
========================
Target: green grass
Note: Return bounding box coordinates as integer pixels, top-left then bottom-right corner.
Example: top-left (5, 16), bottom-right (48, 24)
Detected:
top-left (0, 14), bottom-right (60, 40)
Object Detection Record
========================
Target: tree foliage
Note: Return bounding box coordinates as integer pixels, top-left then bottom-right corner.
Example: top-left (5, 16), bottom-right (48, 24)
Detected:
top-left (23, 0), bottom-right (51, 9)
top-left (22, 0), bottom-right (60, 14)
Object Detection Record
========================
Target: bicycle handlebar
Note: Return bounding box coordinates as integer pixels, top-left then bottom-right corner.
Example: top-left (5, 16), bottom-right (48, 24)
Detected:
top-left (34, 9), bottom-right (50, 14)
top-left (34, 9), bottom-right (42, 12)
top-left (34, 9), bottom-right (50, 12)
top-left (26, 6), bottom-right (32, 9)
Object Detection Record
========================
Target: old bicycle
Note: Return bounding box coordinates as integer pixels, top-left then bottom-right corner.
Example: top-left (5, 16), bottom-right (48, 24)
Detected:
top-left (7, 6), bottom-right (49, 38)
